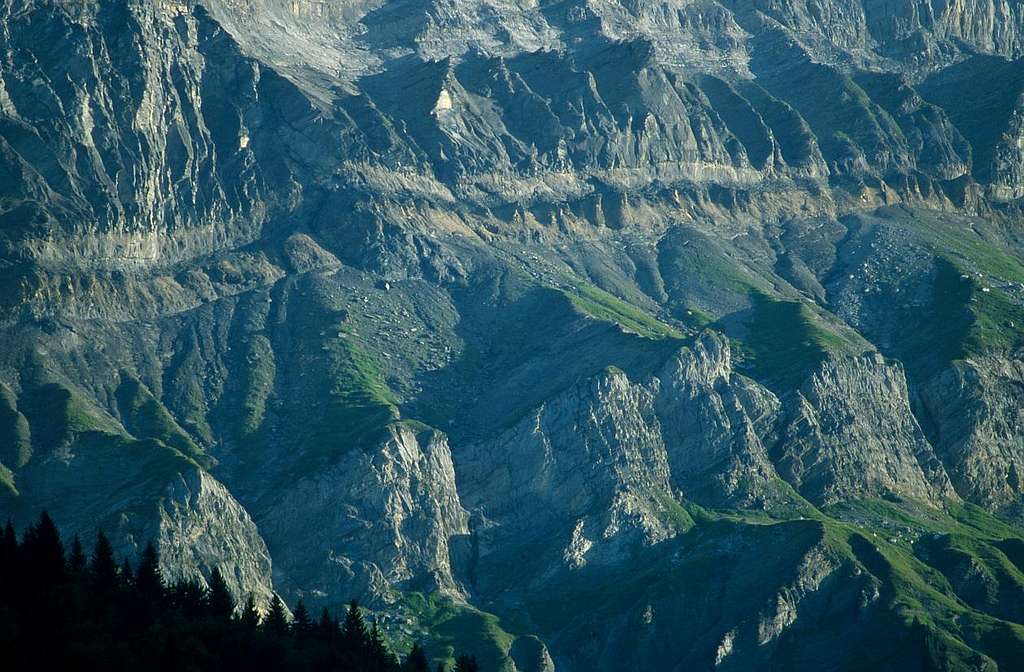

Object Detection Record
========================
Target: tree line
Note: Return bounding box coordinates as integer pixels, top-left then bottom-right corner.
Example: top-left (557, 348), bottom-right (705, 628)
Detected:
top-left (0, 511), bottom-right (481, 672)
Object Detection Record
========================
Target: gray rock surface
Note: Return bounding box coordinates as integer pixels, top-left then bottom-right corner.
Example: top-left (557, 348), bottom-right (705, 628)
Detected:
top-left (259, 423), bottom-right (470, 603)
top-left (4, 0), bottom-right (1024, 668)
top-left (776, 354), bottom-right (957, 505)
top-left (155, 469), bottom-right (277, 606)
top-left (921, 355), bottom-right (1024, 516)
top-left (458, 368), bottom-right (678, 586)
top-left (656, 331), bottom-right (784, 509)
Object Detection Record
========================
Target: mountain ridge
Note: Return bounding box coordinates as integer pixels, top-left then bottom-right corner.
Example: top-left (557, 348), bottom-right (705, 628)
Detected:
top-left (4, 0), bottom-right (1024, 668)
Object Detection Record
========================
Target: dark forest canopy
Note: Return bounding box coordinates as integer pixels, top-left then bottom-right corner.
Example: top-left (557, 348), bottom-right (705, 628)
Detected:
top-left (0, 511), bottom-right (481, 672)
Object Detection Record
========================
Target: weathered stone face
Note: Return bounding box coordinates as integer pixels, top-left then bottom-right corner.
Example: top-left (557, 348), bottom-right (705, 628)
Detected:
top-left (4, 0), bottom-right (1024, 668)
top-left (258, 424), bottom-right (470, 602)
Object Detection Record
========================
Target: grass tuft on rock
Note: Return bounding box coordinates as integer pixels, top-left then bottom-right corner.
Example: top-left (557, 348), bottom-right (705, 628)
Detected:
top-left (562, 281), bottom-right (683, 340)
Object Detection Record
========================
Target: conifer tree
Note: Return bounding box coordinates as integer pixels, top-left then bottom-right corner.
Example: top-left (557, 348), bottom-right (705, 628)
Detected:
top-left (206, 567), bottom-right (235, 620)
top-left (1, 512), bottom-right (487, 672)
top-left (0, 520), bottom-right (16, 599)
top-left (0, 519), bottom-right (16, 575)
top-left (403, 643), bottom-right (430, 672)
top-left (241, 594), bottom-right (261, 632)
top-left (2, 519), bottom-right (14, 550)
top-left (318, 607), bottom-right (338, 642)
top-left (135, 541), bottom-right (163, 602)
top-left (21, 510), bottom-right (65, 580)
top-left (119, 558), bottom-right (134, 589)
top-left (265, 594), bottom-right (289, 637)
top-left (292, 598), bottom-right (311, 637)
top-left (369, 617), bottom-right (396, 670)
top-left (171, 578), bottom-right (208, 618)
top-left (342, 599), bottom-right (369, 651)
top-left (69, 534), bottom-right (86, 574)
top-left (90, 530), bottom-right (118, 592)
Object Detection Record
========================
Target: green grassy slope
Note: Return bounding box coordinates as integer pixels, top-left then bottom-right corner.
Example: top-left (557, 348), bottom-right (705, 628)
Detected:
top-left (465, 498), bottom-right (1024, 671)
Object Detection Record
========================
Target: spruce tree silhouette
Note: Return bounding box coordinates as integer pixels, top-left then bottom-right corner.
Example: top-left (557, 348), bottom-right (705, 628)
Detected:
top-left (90, 530), bottom-right (118, 592)
top-left (403, 643), bottom-right (430, 672)
top-left (0, 512), bottom-right (485, 672)
top-left (171, 577), bottom-right (208, 619)
top-left (342, 599), bottom-right (370, 651)
top-left (68, 534), bottom-right (86, 574)
top-left (132, 540), bottom-right (164, 626)
top-left (206, 567), bottom-right (235, 620)
top-left (240, 594), bottom-right (260, 632)
top-left (135, 541), bottom-right (164, 602)
top-left (318, 606), bottom-right (338, 642)
top-left (1, 519), bottom-right (16, 580)
top-left (2, 519), bottom-right (14, 552)
top-left (265, 594), bottom-right (289, 637)
top-left (369, 617), bottom-right (397, 671)
top-left (21, 511), bottom-right (65, 582)
top-left (119, 558), bottom-right (134, 589)
top-left (292, 598), bottom-right (312, 638)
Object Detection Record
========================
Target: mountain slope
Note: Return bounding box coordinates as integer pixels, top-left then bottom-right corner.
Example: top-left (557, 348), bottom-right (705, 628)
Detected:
top-left (3, 0), bottom-right (1024, 668)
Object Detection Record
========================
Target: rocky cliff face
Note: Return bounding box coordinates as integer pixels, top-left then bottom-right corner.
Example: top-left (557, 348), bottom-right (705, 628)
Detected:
top-left (459, 367), bottom-right (679, 586)
top-left (259, 423), bottom-right (470, 603)
top-left (4, 0), bottom-right (1024, 668)
top-left (921, 355), bottom-right (1024, 517)
top-left (777, 354), bottom-right (956, 506)
top-left (655, 331), bottom-right (783, 509)
top-left (0, 0), bottom-right (327, 272)
top-left (0, 416), bottom-right (276, 605)
top-left (155, 469), bottom-right (276, 605)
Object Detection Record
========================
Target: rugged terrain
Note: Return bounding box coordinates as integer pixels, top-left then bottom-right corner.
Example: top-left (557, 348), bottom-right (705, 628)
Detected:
top-left (4, 0), bottom-right (1024, 668)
